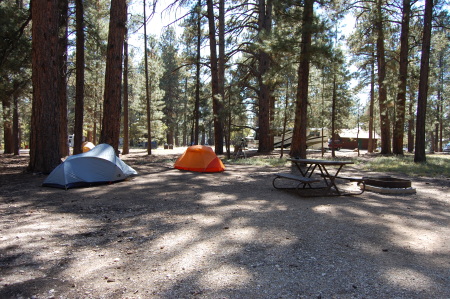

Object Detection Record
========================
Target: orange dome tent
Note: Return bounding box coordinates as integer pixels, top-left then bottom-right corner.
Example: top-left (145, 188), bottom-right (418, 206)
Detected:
top-left (82, 142), bottom-right (95, 153)
top-left (174, 145), bottom-right (225, 173)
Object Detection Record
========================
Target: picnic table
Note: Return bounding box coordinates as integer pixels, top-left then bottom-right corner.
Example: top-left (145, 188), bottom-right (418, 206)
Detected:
top-left (273, 158), bottom-right (365, 197)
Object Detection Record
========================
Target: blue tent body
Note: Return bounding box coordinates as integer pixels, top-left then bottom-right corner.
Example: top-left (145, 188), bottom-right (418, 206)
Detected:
top-left (43, 143), bottom-right (137, 189)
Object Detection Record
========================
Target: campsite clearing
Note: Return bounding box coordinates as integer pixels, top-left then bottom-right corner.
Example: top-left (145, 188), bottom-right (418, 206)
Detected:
top-left (1, 149), bottom-right (450, 298)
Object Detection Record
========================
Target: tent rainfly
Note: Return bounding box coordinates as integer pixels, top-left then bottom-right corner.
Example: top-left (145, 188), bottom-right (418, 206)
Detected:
top-left (174, 145), bottom-right (225, 173)
top-left (82, 141), bottom-right (95, 152)
top-left (43, 143), bottom-right (137, 189)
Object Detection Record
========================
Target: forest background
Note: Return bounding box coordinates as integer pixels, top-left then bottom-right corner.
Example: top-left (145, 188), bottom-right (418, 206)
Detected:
top-left (0, 0), bottom-right (449, 174)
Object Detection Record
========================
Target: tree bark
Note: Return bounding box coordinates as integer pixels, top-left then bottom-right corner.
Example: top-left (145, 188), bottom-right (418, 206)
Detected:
top-left (280, 79), bottom-right (290, 158)
top-left (143, 0), bottom-right (152, 155)
top-left (99, 0), bottom-right (127, 154)
top-left (206, 0), bottom-right (224, 154)
top-left (407, 89), bottom-right (415, 153)
top-left (57, 0), bottom-right (69, 157)
top-left (290, 0), bottom-right (313, 159)
top-left (257, 0), bottom-right (273, 153)
top-left (28, 0), bottom-right (62, 173)
top-left (434, 122), bottom-right (439, 152)
top-left (375, 0), bottom-right (391, 154)
top-left (331, 74), bottom-right (337, 158)
top-left (193, 0), bottom-right (201, 145)
top-left (393, 0), bottom-right (411, 155)
top-left (13, 91), bottom-right (20, 155)
top-left (2, 96), bottom-right (13, 154)
top-left (122, 28), bottom-right (129, 155)
top-left (74, 0), bottom-right (85, 155)
top-left (218, 0), bottom-right (228, 154)
top-left (368, 51), bottom-right (375, 153)
top-left (414, 0), bottom-right (433, 163)
top-left (437, 53), bottom-right (444, 152)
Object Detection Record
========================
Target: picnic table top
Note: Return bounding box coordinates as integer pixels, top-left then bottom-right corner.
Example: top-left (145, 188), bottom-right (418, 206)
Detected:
top-left (287, 158), bottom-right (354, 165)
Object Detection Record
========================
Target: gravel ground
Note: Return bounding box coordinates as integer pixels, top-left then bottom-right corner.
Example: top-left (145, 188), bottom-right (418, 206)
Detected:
top-left (1, 149), bottom-right (449, 299)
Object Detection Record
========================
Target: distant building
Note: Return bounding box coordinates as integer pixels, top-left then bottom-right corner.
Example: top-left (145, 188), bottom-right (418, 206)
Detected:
top-left (335, 129), bottom-right (379, 151)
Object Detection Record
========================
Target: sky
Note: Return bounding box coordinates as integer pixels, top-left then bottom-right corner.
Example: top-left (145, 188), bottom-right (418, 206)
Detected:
top-left (128, 0), bottom-right (187, 51)
top-left (126, 1), bottom-right (365, 103)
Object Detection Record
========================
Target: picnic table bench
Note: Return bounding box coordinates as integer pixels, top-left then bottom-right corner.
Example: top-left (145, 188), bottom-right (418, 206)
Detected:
top-left (273, 158), bottom-right (365, 197)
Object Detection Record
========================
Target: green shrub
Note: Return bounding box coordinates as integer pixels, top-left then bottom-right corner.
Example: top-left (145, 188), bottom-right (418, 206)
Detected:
top-left (356, 154), bottom-right (450, 178)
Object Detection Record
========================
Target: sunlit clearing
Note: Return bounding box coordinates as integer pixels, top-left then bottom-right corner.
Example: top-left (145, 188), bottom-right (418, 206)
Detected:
top-left (200, 264), bottom-right (253, 288)
top-left (382, 268), bottom-right (434, 291)
top-left (227, 227), bottom-right (258, 242)
top-left (390, 228), bottom-right (445, 253)
top-left (197, 192), bottom-right (238, 205)
top-left (166, 241), bottom-right (222, 271)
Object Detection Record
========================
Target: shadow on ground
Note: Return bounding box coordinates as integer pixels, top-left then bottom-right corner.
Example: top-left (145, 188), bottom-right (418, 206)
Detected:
top-left (1, 151), bottom-right (449, 298)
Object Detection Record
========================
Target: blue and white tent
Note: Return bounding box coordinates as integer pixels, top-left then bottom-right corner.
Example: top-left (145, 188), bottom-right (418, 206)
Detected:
top-left (43, 143), bottom-right (137, 189)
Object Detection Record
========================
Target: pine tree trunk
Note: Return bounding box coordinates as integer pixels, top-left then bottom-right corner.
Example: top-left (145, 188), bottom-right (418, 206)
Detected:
top-left (100, 0), bottom-right (127, 154)
top-left (414, 0), bottom-right (433, 163)
top-left (194, 0), bottom-right (201, 145)
top-left (375, 0), bottom-right (391, 154)
top-left (407, 89), bottom-right (415, 153)
top-left (280, 79), bottom-right (290, 158)
top-left (257, 0), bottom-right (273, 153)
top-left (393, 0), bottom-right (410, 155)
top-left (57, 0), bottom-right (69, 158)
top-left (13, 91), bottom-right (20, 155)
top-left (29, 0), bottom-right (62, 173)
top-left (74, 0), bottom-right (85, 155)
top-left (122, 29), bottom-right (129, 155)
top-left (290, 0), bottom-right (313, 159)
top-left (437, 54), bottom-right (444, 152)
top-left (143, 0), bottom-right (152, 155)
top-left (434, 123), bottom-right (439, 152)
top-left (206, 0), bottom-right (224, 154)
top-left (218, 0), bottom-right (227, 153)
top-left (2, 97), bottom-right (13, 154)
top-left (331, 74), bottom-right (337, 158)
top-left (368, 52), bottom-right (375, 153)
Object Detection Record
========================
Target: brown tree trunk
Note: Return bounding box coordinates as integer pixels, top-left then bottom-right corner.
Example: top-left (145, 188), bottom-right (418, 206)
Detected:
top-left (143, 0), bottom-right (152, 155)
top-left (13, 91), bottom-right (20, 155)
top-left (407, 89), bottom-right (415, 153)
top-left (331, 74), bottom-right (337, 158)
top-left (93, 100), bottom-right (98, 145)
top-left (28, 0), bottom-right (62, 173)
top-left (73, 0), bottom-right (85, 155)
top-left (375, 0), bottom-right (391, 154)
top-left (2, 97), bottom-right (13, 154)
top-left (57, 0), bottom-right (69, 157)
top-left (218, 0), bottom-right (227, 154)
top-left (257, 0), bottom-right (273, 153)
top-left (206, 0), bottom-right (224, 154)
top-left (434, 123), bottom-right (439, 152)
top-left (290, 0), bottom-right (313, 159)
top-left (414, 0), bottom-right (433, 163)
top-left (193, 0), bottom-right (201, 145)
top-left (393, 0), bottom-right (411, 155)
top-left (368, 52), bottom-right (375, 153)
top-left (122, 29), bottom-right (129, 155)
top-left (437, 53), bottom-right (444, 152)
top-left (429, 131), bottom-right (435, 153)
top-left (280, 79), bottom-right (290, 158)
top-left (438, 103), bottom-right (443, 152)
top-left (100, 0), bottom-right (127, 154)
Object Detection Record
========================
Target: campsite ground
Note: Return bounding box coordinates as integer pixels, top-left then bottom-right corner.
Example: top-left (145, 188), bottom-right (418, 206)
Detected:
top-left (1, 148), bottom-right (449, 299)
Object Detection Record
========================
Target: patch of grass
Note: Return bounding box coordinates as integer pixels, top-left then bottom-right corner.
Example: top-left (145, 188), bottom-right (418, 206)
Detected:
top-left (356, 154), bottom-right (450, 178)
top-left (224, 156), bottom-right (289, 167)
top-left (224, 153), bottom-right (450, 178)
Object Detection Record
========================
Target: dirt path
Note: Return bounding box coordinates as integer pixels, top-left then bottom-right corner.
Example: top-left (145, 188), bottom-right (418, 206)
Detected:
top-left (1, 149), bottom-right (449, 298)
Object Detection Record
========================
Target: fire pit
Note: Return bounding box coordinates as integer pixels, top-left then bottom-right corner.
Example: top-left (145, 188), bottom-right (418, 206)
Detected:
top-left (362, 176), bottom-right (416, 194)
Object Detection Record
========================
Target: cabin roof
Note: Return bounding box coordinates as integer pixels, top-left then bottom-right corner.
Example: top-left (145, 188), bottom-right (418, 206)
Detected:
top-left (338, 129), bottom-right (380, 139)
